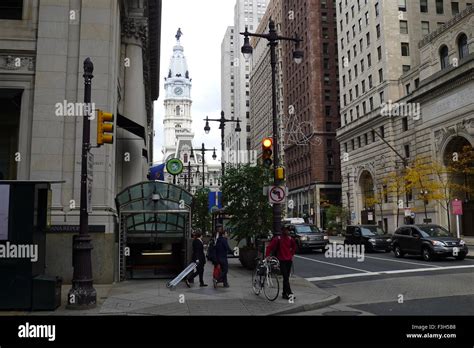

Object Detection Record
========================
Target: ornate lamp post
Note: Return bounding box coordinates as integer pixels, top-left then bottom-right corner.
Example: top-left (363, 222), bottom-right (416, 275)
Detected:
top-left (67, 58), bottom-right (97, 309)
top-left (190, 143), bottom-right (217, 189)
top-left (204, 110), bottom-right (241, 179)
top-left (240, 19), bottom-right (303, 235)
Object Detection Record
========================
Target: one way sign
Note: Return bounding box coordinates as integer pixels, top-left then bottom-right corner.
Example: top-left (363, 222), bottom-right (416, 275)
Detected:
top-left (268, 186), bottom-right (286, 204)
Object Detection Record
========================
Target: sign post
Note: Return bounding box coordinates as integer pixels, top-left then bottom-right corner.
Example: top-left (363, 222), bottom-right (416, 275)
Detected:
top-left (452, 199), bottom-right (463, 238)
top-left (166, 158), bottom-right (184, 185)
top-left (268, 186), bottom-right (286, 204)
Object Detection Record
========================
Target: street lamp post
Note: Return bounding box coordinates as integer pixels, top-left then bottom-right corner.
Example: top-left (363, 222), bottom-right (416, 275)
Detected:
top-left (190, 143), bottom-right (217, 189)
top-left (204, 110), bottom-right (241, 179)
top-left (240, 19), bottom-right (303, 235)
top-left (184, 161), bottom-right (200, 191)
top-left (68, 58), bottom-right (97, 309)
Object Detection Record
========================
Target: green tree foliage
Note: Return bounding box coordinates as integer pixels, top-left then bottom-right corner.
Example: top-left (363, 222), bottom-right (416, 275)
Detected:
top-left (222, 164), bottom-right (273, 247)
top-left (326, 205), bottom-right (350, 235)
top-left (192, 188), bottom-right (211, 234)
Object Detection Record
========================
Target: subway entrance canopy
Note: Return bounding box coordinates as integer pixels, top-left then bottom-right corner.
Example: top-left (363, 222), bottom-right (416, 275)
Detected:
top-left (115, 181), bottom-right (193, 280)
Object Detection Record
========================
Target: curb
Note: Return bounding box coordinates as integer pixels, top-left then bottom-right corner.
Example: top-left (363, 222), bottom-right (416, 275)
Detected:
top-left (268, 295), bottom-right (340, 315)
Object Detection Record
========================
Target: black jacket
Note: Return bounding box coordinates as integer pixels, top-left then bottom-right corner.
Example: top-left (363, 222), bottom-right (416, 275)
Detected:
top-left (192, 238), bottom-right (206, 265)
top-left (215, 236), bottom-right (233, 262)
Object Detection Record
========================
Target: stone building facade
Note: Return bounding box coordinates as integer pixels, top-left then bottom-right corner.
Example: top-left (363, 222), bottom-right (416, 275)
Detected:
top-left (0, 0), bottom-right (162, 282)
top-left (337, 2), bottom-right (474, 234)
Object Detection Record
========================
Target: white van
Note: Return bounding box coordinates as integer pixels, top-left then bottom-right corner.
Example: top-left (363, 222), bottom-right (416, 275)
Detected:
top-left (282, 217), bottom-right (306, 225)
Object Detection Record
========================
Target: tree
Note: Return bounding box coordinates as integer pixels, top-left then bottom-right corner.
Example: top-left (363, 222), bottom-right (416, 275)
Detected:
top-left (325, 205), bottom-right (350, 235)
top-left (385, 171), bottom-right (406, 228)
top-left (192, 188), bottom-right (211, 235)
top-left (364, 183), bottom-right (389, 232)
top-left (405, 157), bottom-right (443, 222)
top-left (221, 164), bottom-right (273, 248)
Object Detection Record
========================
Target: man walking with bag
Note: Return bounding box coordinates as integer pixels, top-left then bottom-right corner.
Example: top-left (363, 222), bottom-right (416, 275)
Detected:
top-left (266, 226), bottom-right (297, 300)
top-left (186, 231), bottom-right (207, 287)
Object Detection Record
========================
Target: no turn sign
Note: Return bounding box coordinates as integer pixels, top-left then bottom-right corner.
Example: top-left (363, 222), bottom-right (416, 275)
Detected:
top-left (269, 186), bottom-right (286, 204)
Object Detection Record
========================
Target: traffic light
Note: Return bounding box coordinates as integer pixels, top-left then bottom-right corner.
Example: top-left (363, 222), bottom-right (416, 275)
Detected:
top-left (97, 109), bottom-right (114, 146)
top-left (262, 137), bottom-right (273, 168)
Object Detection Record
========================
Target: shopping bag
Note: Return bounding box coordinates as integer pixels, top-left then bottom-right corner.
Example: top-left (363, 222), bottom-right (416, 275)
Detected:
top-left (213, 264), bottom-right (221, 280)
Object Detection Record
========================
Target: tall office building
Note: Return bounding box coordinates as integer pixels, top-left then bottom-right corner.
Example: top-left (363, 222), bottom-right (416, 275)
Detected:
top-left (221, 0), bottom-right (269, 165)
top-left (281, 0), bottom-right (341, 227)
top-left (249, 0), bottom-right (284, 162)
top-left (336, 0), bottom-right (472, 230)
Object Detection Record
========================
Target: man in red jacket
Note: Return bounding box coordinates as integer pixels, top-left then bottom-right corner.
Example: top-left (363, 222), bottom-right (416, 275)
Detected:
top-left (266, 226), bottom-right (297, 300)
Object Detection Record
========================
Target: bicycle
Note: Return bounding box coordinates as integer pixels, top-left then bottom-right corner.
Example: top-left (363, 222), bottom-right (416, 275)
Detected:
top-left (252, 256), bottom-right (280, 301)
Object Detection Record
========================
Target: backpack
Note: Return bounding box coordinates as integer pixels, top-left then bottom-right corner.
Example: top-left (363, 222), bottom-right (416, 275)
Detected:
top-left (206, 238), bottom-right (217, 264)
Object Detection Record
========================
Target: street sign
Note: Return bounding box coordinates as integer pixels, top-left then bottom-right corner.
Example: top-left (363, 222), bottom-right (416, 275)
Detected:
top-left (410, 212), bottom-right (416, 219)
top-left (404, 208), bottom-right (411, 217)
top-left (452, 199), bottom-right (463, 215)
top-left (87, 153), bottom-right (94, 213)
top-left (208, 191), bottom-right (222, 212)
top-left (166, 158), bottom-right (184, 176)
top-left (269, 186), bottom-right (286, 204)
top-left (368, 212), bottom-right (373, 221)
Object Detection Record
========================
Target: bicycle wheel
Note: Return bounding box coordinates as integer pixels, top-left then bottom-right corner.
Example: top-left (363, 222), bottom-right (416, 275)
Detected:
top-left (263, 271), bottom-right (279, 301)
top-left (252, 268), bottom-right (263, 295)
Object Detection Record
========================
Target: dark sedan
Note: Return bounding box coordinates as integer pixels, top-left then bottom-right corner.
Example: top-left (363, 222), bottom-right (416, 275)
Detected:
top-left (391, 224), bottom-right (468, 261)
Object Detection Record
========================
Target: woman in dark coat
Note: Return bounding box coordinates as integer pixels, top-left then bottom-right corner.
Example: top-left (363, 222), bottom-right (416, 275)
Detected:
top-left (214, 228), bottom-right (233, 288)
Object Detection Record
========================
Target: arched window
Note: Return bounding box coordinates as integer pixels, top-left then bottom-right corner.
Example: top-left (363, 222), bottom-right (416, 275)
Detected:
top-left (183, 153), bottom-right (188, 163)
top-left (176, 105), bottom-right (180, 115)
top-left (458, 33), bottom-right (469, 59)
top-left (439, 45), bottom-right (449, 69)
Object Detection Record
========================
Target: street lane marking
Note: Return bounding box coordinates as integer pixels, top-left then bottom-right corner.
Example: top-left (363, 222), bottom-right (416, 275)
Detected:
top-left (294, 255), bottom-right (372, 273)
top-left (362, 255), bottom-right (441, 268)
top-left (305, 264), bottom-right (474, 282)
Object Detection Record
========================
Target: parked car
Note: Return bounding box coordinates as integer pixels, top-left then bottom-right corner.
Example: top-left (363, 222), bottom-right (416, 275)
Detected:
top-left (344, 225), bottom-right (392, 252)
top-left (391, 224), bottom-right (468, 261)
top-left (284, 223), bottom-right (329, 253)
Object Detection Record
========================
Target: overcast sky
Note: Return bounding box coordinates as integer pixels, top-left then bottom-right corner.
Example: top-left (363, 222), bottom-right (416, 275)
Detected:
top-left (152, 0), bottom-right (236, 165)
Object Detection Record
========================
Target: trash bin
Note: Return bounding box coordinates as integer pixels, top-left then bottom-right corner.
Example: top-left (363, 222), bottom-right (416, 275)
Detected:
top-left (32, 275), bottom-right (62, 311)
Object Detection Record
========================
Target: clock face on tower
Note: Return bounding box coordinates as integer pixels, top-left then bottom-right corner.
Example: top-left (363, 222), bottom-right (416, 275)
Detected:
top-left (174, 87), bottom-right (183, 96)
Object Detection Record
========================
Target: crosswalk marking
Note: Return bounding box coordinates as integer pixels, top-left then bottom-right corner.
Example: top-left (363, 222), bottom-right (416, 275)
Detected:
top-left (362, 255), bottom-right (441, 268)
top-left (294, 255), bottom-right (372, 273)
top-left (305, 264), bottom-right (474, 282)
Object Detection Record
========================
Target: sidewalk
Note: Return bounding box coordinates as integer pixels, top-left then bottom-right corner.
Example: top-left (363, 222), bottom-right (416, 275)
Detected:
top-left (21, 258), bottom-right (338, 316)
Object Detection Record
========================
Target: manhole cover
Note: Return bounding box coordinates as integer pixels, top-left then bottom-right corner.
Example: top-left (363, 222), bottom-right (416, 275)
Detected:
top-left (322, 310), bottom-right (362, 316)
